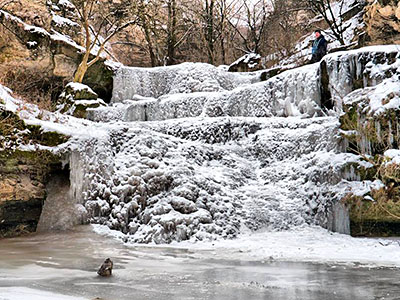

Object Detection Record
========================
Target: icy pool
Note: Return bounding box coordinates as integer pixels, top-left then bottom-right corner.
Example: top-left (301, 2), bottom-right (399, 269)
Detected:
top-left (0, 225), bottom-right (399, 300)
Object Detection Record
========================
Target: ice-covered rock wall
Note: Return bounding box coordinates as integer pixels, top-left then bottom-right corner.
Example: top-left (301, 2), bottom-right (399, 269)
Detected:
top-left (323, 45), bottom-right (400, 109)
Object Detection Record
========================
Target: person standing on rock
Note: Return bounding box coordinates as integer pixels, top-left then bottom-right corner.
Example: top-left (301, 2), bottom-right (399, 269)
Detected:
top-left (310, 29), bottom-right (328, 63)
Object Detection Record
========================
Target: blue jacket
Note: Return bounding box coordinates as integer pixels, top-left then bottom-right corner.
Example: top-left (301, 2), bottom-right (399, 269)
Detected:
top-left (311, 35), bottom-right (328, 63)
top-left (312, 35), bottom-right (327, 55)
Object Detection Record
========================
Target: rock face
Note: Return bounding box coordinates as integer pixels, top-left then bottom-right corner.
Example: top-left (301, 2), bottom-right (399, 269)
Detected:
top-left (0, 175), bottom-right (44, 236)
top-left (338, 52), bottom-right (400, 236)
top-left (0, 8), bottom-right (115, 102)
top-left (0, 150), bottom-right (58, 237)
top-left (0, 93), bottom-right (67, 238)
top-left (364, 0), bottom-right (400, 45)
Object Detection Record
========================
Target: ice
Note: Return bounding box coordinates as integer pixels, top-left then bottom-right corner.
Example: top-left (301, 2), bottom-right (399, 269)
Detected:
top-left (3, 43), bottom-right (400, 245)
top-left (68, 116), bottom-right (357, 243)
top-left (111, 62), bottom-right (261, 102)
top-left (51, 13), bottom-right (79, 27)
top-left (92, 63), bottom-right (321, 122)
top-left (0, 287), bottom-right (87, 300)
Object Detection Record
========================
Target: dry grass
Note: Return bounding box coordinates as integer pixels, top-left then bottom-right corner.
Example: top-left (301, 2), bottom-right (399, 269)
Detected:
top-left (1, 0), bottom-right (51, 30)
top-left (0, 60), bottom-right (66, 111)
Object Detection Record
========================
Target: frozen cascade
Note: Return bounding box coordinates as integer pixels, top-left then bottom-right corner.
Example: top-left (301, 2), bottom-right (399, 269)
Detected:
top-left (37, 168), bottom-right (87, 232)
top-left (70, 117), bottom-right (352, 243)
top-left (111, 62), bottom-right (261, 102)
top-left (76, 46), bottom-right (400, 243)
top-left (89, 45), bottom-right (400, 124)
top-left (324, 45), bottom-right (400, 106)
top-left (90, 63), bottom-right (321, 122)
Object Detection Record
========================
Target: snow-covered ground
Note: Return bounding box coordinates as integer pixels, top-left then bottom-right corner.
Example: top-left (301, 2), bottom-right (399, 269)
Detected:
top-left (0, 288), bottom-right (87, 300)
top-left (93, 224), bottom-right (400, 267)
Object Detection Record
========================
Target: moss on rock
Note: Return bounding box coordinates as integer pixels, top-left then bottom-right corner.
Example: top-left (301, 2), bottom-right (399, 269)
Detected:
top-left (0, 107), bottom-right (67, 238)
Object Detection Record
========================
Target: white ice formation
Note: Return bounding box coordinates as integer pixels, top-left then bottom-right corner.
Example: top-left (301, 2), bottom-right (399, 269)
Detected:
top-left (65, 46), bottom-right (398, 243)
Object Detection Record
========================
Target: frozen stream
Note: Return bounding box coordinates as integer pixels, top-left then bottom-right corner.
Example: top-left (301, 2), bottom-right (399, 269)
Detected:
top-left (0, 226), bottom-right (399, 300)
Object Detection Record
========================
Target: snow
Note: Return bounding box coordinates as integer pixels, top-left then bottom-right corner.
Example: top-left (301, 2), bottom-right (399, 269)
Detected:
top-left (198, 225), bottom-right (400, 267)
top-left (24, 24), bottom-right (50, 37)
top-left (27, 41), bottom-right (38, 47)
top-left (229, 52), bottom-right (261, 69)
top-left (343, 76), bottom-right (400, 116)
top-left (0, 85), bottom-right (18, 112)
top-left (384, 149), bottom-right (400, 164)
top-left (74, 99), bottom-right (106, 106)
top-left (92, 224), bottom-right (400, 267)
top-left (51, 13), bottom-right (79, 27)
top-left (0, 9), bottom-right (25, 24)
top-left (50, 30), bottom-right (85, 52)
top-left (58, 0), bottom-right (75, 10)
top-left (0, 287), bottom-right (87, 300)
top-left (326, 45), bottom-right (400, 60)
top-left (104, 59), bottom-right (123, 71)
top-left (66, 82), bottom-right (95, 93)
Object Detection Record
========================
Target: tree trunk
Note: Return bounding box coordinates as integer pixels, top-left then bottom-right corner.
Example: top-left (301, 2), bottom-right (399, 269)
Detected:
top-left (73, 54), bottom-right (89, 83)
top-left (205, 0), bottom-right (215, 65)
top-left (166, 0), bottom-right (177, 65)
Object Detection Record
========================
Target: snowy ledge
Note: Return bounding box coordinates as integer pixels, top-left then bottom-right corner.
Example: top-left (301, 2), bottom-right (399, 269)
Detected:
top-left (92, 224), bottom-right (400, 268)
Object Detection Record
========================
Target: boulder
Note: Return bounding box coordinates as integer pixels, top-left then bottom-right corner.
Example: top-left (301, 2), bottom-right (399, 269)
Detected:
top-left (58, 82), bottom-right (107, 118)
top-left (228, 53), bottom-right (262, 72)
top-left (64, 82), bottom-right (98, 100)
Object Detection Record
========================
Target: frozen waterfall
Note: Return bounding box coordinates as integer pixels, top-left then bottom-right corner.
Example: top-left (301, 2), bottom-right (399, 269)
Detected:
top-left (76, 46), bottom-right (400, 243)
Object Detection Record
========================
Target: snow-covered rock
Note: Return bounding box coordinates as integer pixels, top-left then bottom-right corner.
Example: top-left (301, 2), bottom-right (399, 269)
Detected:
top-left (228, 53), bottom-right (262, 72)
top-left (323, 45), bottom-right (400, 107)
top-left (58, 83), bottom-right (106, 118)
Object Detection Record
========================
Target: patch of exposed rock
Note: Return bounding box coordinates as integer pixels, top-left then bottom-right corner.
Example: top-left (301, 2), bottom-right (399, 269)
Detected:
top-left (364, 0), bottom-right (400, 45)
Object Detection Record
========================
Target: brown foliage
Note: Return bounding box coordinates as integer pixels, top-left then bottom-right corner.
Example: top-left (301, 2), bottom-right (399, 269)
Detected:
top-left (0, 61), bottom-right (65, 111)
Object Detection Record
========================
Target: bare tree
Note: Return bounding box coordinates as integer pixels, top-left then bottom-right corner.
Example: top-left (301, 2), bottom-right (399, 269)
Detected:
top-left (132, 0), bottom-right (161, 66)
top-left (306, 0), bottom-right (348, 45)
top-left (228, 0), bottom-right (270, 54)
top-left (71, 0), bottom-right (137, 83)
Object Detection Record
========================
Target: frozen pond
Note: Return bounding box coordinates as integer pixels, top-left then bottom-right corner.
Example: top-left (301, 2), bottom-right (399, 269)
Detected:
top-left (0, 225), bottom-right (399, 300)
